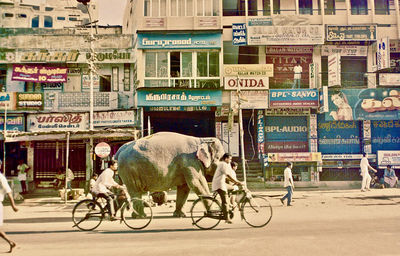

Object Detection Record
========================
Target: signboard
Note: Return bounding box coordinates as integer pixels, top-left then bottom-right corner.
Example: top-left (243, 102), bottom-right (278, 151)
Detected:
top-left (257, 110), bottom-right (265, 155)
top-left (93, 110), bottom-right (138, 127)
top-left (317, 117), bottom-right (361, 154)
top-left (224, 77), bottom-right (269, 90)
top-left (325, 88), bottom-right (400, 121)
top-left (328, 53), bottom-right (341, 87)
top-left (12, 64), bottom-right (68, 83)
top-left (0, 115), bottom-right (24, 131)
top-left (137, 33), bottom-right (221, 49)
top-left (269, 89), bottom-right (319, 108)
top-left (326, 25), bottom-right (377, 41)
top-left (82, 74), bottom-right (100, 91)
top-left (137, 89), bottom-right (222, 107)
top-left (247, 25), bottom-right (324, 45)
top-left (216, 122), bottom-right (239, 157)
top-left (232, 23), bottom-right (247, 46)
top-left (371, 120), bottom-right (400, 152)
top-left (265, 108), bottom-right (310, 116)
top-left (145, 106), bottom-right (211, 111)
top-left (379, 73), bottom-right (400, 86)
top-left (27, 113), bottom-right (89, 132)
top-left (224, 64), bottom-right (273, 77)
top-left (309, 63), bottom-right (318, 89)
top-left (16, 93), bottom-right (43, 111)
top-left (377, 37), bottom-right (390, 70)
top-left (0, 92), bottom-right (16, 110)
top-left (265, 116), bottom-right (308, 152)
top-left (322, 154), bottom-right (365, 160)
top-left (377, 150), bottom-right (400, 167)
top-left (230, 91), bottom-right (268, 109)
top-left (95, 142), bottom-right (111, 158)
top-left (19, 50), bottom-right (80, 63)
top-left (267, 152), bottom-right (322, 162)
top-left (321, 45), bottom-right (368, 56)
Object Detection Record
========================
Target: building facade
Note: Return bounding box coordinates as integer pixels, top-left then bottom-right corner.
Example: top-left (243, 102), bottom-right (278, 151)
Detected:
top-left (124, 0), bottom-right (400, 184)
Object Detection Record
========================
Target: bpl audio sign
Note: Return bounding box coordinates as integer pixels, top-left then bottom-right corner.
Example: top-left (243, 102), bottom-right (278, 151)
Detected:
top-left (12, 64), bottom-right (68, 83)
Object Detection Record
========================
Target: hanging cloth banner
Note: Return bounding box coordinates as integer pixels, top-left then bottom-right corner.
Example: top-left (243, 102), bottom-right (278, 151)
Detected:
top-left (12, 64), bottom-right (68, 83)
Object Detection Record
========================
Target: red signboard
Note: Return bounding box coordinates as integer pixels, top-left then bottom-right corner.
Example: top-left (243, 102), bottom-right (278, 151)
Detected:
top-left (12, 64), bottom-right (68, 83)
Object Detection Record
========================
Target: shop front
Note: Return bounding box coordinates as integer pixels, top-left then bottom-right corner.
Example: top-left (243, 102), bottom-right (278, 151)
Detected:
top-left (137, 88), bottom-right (222, 137)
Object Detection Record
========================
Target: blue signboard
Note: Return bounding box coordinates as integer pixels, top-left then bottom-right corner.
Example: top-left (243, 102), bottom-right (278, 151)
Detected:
top-left (137, 33), bottom-right (221, 49)
top-left (269, 89), bottom-right (319, 108)
top-left (265, 116), bottom-right (308, 152)
top-left (232, 23), bottom-right (247, 46)
top-left (137, 89), bottom-right (222, 107)
top-left (317, 114), bottom-right (361, 154)
top-left (0, 115), bottom-right (25, 131)
top-left (371, 120), bottom-right (400, 152)
top-left (325, 88), bottom-right (400, 121)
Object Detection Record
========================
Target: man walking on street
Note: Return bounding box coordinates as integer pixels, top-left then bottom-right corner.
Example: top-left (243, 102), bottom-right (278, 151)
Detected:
top-left (360, 153), bottom-right (377, 192)
top-left (280, 162), bottom-right (294, 206)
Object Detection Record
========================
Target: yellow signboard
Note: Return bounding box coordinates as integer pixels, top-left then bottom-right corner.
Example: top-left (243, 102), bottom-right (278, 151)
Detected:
top-left (224, 64), bottom-right (274, 77)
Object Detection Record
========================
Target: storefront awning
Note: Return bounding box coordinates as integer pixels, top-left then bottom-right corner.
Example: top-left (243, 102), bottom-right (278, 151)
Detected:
top-left (1, 128), bottom-right (140, 142)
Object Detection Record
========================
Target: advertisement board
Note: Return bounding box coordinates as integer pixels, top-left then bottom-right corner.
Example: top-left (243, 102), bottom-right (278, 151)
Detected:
top-left (224, 64), bottom-right (273, 77)
top-left (269, 89), bottom-right (319, 108)
top-left (267, 152), bottom-right (322, 162)
top-left (0, 93), bottom-right (16, 110)
top-left (16, 93), bottom-right (43, 111)
top-left (224, 77), bottom-right (269, 90)
top-left (27, 113), bottom-right (89, 132)
top-left (12, 64), bottom-right (68, 83)
top-left (377, 37), bottom-right (390, 70)
top-left (137, 33), bottom-right (221, 49)
top-left (325, 88), bottom-right (400, 121)
top-left (93, 110), bottom-right (139, 127)
top-left (232, 23), bottom-right (247, 46)
top-left (317, 116), bottom-right (361, 154)
top-left (0, 115), bottom-right (25, 131)
top-left (216, 122), bottom-right (239, 157)
top-left (328, 53), bottom-right (341, 87)
top-left (377, 150), bottom-right (400, 168)
top-left (265, 116), bottom-right (308, 152)
top-left (230, 91), bottom-right (268, 109)
top-left (326, 25), bottom-right (377, 41)
top-left (371, 120), bottom-right (400, 152)
top-left (379, 73), bottom-right (400, 86)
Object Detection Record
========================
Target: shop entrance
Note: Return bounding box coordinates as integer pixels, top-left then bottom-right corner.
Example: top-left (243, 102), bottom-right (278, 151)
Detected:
top-left (145, 111), bottom-right (215, 137)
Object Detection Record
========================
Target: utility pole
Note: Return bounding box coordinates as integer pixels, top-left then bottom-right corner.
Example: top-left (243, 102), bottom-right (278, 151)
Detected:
top-left (236, 76), bottom-right (247, 185)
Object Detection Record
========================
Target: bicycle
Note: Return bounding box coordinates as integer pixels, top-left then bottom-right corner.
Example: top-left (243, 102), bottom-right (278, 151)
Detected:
top-left (72, 186), bottom-right (153, 231)
top-left (190, 186), bottom-right (273, 230)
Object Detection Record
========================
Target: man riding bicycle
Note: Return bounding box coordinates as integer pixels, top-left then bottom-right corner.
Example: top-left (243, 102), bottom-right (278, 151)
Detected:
top-left (92, 160), bottom-right (123, 221)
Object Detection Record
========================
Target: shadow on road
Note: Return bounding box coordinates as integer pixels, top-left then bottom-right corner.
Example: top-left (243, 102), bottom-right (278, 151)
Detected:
top-left (7, 230), bottom-right (80, 235)
top-left (5, 217), bottom-right (72, 224)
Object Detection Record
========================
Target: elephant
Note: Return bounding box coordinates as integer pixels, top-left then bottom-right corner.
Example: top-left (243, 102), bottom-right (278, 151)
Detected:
top-left (114, 132), bottom-right (225, 217)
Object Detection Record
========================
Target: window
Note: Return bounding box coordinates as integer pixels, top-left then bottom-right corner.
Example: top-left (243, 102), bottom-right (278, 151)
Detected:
top-left (44, 16), bottom-right (53, 28)
top-left (123, 64), bottom-right (131, 91)
top-left (0, 69), bottom-right (6, 92)
top-left (57, 16), bottom-right (66, 20)
top-left (299, 0), bottom-right (313, 14)
top-left (100, 75), bottom-right (111, 92)
top-left (145, 0), bottom-right (167, 16)
top-left (321, 57), bottom-right (367, 87)
top-left (45, 7), bottom-right (54, 11)
top-left (4, 13), bottom-right (13, 18)
top-left (112, 67), bottom-right (119, 91)
top-left (223, 42), bottom-right (259, 64)
top-left (248, 0), bottom-right (257, 16)
top-left (25, 82), bottom-right (42, 92)
top-left (262, 0), bottom-right (271, 15)
top-left (223, 0), bottom-right (245, 16)
top-left (32, 16), bottom-right (39, 27)
top-left (18, 14), bottom-right (27, 18)
top-left (32, 6), bottom-right (40, 10)
top-left (197, 0), bottom-right (218, 16)
top-left (170, 0), bottom-right (193, 16)
top-left (350, 0), bottom-right (368, 15)
top-left (69, 17), bottom-right (78, 21)
top-left (375, 0), bottom-right (389, 15)
top-left (144, 51), bottom-right (220, 88)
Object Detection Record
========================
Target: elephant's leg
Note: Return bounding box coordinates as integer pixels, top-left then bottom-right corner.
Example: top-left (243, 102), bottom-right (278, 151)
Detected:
top-left (173, 184), bottom-right (190, 218)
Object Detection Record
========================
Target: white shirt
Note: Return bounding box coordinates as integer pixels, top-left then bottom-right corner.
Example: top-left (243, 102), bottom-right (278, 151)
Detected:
top-left (283, 167), bottom-right (293, 187)
top-left (212, 162), bottom-right (231, 192)
top-left (92, 168), bottom-right (119, 194)
top-left (293, 65), bottom-right (302, 79)
top-left (66, 168), bottom-right (74, 182)
top-left (360, 157), bottom-right (370, 175)
top-left (0, 173), bottom-right (12, 202)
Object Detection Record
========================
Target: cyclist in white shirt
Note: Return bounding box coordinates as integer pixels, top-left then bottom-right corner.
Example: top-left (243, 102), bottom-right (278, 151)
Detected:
top-left (211, 153), bottom-right (242, 224)
top-left (92, 160), bottom-right (123, 221)
top-left (360, 153), bottom-right (377, 192)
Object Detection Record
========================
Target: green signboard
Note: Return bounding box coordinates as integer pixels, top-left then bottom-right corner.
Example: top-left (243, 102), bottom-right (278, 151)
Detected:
top-left (326, 25), bottom-right (377, 41)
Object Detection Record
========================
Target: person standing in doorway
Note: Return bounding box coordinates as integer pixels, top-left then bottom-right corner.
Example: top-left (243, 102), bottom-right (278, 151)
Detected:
top-left (0, 171), bottom-right (18, 253)
top-left (360, 153), bottom-right (377, 192)
top-left (280, 162), bottom-right (295, 206)
top-left (17, 160), bottom-right (29, 194)
top-left (66, 167), bottom-right (75, 190)
top-left (292, 61), bottom-right (302, 89)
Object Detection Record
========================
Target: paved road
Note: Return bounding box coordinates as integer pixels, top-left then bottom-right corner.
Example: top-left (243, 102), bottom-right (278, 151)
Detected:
top-left (2, 189), bottom-right (400, 256)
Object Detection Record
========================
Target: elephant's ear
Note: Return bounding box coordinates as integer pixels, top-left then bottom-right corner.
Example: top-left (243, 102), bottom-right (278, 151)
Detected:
top-left (196, 143), bottom-right (211, 168)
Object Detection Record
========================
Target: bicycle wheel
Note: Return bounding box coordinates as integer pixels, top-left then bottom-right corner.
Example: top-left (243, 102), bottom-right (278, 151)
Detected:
top-left (241, 196), bottom-right (273, 228)
top-left (72, 199), bottom-right (104, 231)
top-left (190, 197), bottom-right (222, 230)
top-left (122, 198), bottom-right (153, 230)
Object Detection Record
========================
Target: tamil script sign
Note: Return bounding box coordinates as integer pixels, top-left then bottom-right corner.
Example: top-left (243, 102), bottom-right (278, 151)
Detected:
top-left (247, 25), bottom-right (324, 45)
top-left (232, 23), bottom-right (247, 46)
top-left (326, 25), bottom-right (377, 41)
top-left (27, 113), bottom-right (88, 132)
top-left (269, 89), bottom-right (319, 108)
top-left (224, 77), bottom-right (269, 90)
top-left (224, 64), bottom-right (273, 77)
top-left (12, 64), bottom-right (68, 83)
